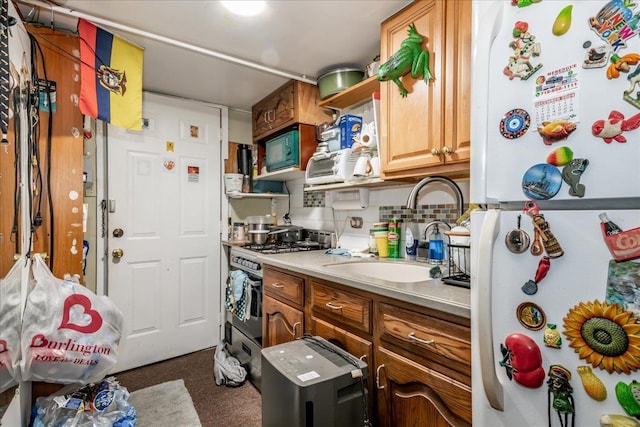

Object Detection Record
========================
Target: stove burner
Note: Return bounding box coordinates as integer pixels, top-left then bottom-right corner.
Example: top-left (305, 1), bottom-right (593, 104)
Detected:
top-left (243, 240), bottom-right (322, 254)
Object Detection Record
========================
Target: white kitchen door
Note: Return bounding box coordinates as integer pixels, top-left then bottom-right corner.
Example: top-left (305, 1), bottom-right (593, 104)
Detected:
top-left (106, 92), bottom-right (222, 372)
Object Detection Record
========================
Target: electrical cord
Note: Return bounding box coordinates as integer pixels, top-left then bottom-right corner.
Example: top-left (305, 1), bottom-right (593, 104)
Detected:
top-left (300, 334), bottom-right (372, 427)
top-left (28, 32), bottom-right (54, 269)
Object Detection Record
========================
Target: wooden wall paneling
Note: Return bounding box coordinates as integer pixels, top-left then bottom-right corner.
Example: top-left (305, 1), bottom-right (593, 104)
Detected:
top-left (0, 95), bottom-right (18, 276)
top-left (27, 26), bottom-right (83, 278)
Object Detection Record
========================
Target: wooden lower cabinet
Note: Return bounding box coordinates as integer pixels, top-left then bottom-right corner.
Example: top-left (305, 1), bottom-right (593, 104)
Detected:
top-left (261, 264), bottom-right (471, 426)
top-left (262, 294), bottom-right (303, 347)
top-left (375, 346), bottom-right (471, 427)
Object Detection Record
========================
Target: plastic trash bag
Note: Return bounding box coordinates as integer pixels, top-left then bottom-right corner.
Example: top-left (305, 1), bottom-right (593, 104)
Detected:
top-left (29, 377), bottom-right (136, 427)
top-left (21, 254), bottom-right (124, 384)
top-left (214, 343), bottom-right (246, 387)
top-left (0, 257), bottom-right (25, 393)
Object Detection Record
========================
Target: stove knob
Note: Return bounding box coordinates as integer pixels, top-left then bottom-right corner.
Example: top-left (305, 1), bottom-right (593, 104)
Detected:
top-left (255, 263), bottom-right (262, 270)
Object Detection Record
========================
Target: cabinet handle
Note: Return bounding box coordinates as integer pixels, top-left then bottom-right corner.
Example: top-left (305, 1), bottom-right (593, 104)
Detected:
top-left (271, 282), bottom-right (284, 288)
top-left (431, 148), bottom-right (441, 156)
top-left (325, 302), bottom-right (343, 310)
top-left (442, 146), bottom-right (455, 155)
top-left (376, 364), bottom-right (386, 390)
top-left (359, 355), bottom-right (367, 362)
top-left (408, 332), bottom-right (435, 345)
top-left (292, 321), bottom-right (301, 337)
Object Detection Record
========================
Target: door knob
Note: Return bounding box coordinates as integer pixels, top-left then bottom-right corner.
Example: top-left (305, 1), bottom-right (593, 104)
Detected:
top-left (112, 228), bottom-right (124, 238)
top-left (431, 148), bottom-right (441, 156)
top-left (112, 248), bottom-right (124, 258)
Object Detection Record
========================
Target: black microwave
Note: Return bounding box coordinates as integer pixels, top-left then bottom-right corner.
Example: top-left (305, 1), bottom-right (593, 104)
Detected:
top-left (265, 130), bottom-right (300, 172)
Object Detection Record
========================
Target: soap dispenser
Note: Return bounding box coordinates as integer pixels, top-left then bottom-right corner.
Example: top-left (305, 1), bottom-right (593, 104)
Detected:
top-left (428, 224), bottom-right (445, 264)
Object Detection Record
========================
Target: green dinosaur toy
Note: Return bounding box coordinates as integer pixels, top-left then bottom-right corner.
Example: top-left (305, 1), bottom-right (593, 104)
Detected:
top-left (377, 23), bottom-right (433, 97)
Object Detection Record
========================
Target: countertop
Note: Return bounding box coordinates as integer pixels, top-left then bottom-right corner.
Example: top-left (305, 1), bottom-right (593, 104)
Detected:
top-left (255, 250), bottom-right (471, 319)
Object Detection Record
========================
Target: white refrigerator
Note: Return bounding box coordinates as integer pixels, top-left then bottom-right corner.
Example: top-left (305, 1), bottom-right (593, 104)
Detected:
top-left (470, 1), bottom-right (640, 426)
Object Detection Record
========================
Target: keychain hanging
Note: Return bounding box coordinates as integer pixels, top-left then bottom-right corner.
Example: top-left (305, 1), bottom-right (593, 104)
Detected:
top-left (506, 214), bottom-right (531, 254)
top-left (524, 201), bottom-right (564, 258)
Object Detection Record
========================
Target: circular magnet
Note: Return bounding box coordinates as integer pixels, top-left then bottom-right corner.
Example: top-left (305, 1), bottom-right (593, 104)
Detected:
top-left (522, 163), bottom-right (562, 200)
top-left (516, 302), bottom-right (546, 331)
top-left (500, 108), bottom-right (530, 139)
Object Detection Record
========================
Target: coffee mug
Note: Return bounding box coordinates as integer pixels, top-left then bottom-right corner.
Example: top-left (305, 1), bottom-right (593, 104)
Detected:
top-left (370, 156), bottom-right (380, 176)
top-left (353, 155), bottom-right (372, 176)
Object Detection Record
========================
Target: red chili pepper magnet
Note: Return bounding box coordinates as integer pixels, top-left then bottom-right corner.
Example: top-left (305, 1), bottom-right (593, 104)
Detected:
top-left (522, 256), bottom-right (550, 295)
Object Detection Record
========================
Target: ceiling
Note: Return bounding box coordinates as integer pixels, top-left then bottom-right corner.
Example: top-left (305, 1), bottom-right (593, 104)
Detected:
top-left (15, 0), bottom-right (411, 112)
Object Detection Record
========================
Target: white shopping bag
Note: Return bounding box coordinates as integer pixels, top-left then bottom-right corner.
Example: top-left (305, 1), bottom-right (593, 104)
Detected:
top-left (0, 257), bottom-right (25, 392)
top-left (21, 254), bottom-right (124, 384)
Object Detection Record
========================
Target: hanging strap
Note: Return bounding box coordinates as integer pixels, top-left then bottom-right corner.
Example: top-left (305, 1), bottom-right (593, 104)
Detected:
top-left (0, 0), bottom-right (9, 143)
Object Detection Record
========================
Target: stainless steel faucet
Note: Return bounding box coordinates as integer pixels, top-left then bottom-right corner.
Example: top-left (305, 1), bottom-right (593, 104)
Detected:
top-left (405, 176), bottom-right (464, 219)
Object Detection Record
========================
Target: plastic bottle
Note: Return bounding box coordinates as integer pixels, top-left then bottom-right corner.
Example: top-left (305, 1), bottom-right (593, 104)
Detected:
top-left (388, 219), bottom-right (401, 258)
top-left (405, 222), bottom-right (419, 260)
top-left (599, 212), bottom-right (623, 236)
top-left (369, 230), bottom-right (378, 255)
top-left (428, 224), bottom-right (444, 263)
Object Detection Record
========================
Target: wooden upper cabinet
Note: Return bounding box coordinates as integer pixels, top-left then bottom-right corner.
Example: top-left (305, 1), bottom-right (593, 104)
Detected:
top-left (252, 80), bottom-right (333, 142)
top-left (379, 0), bottom-right (471, 180)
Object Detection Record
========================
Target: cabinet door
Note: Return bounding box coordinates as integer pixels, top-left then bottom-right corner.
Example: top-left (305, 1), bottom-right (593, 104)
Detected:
top-left (269, 81), bottom-right (295, 131)
top-left (309, 316), bottom-right (375, 421)
top-left (379, 0), bottom-right (447, 178)
top-left (375, 347), bottom-right (471, 427)
top-left (262, 295), bottom-right (303, 348)
top-left (379, 0), bottom-right (471, 180)
top-left (252, 97), bottom-right (272, 139)
top-left (442, 0), bottom-right (471, 166)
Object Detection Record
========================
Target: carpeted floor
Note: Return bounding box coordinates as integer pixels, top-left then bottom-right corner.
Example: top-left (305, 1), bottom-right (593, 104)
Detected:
top-left (116, 347), bottom-right (261, 427)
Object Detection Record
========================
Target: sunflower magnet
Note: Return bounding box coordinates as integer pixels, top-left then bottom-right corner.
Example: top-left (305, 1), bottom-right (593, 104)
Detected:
top-left (563, 300), bottom-right (640, 374)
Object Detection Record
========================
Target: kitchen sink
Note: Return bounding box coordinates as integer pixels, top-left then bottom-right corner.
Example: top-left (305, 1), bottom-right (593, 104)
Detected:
top-left (323, 260), bottom-right (432, 284)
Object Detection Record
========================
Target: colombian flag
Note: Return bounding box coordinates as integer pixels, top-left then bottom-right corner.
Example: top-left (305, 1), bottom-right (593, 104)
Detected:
top-left (79, 19), bottom-right (143, 130)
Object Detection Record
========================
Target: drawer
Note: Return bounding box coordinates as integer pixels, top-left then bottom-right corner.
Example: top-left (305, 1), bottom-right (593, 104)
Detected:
top-left (310, 281), bottom-right (371, 334)
top-left (263, 268), bottom-right (304, 306)
top-left (377, 302), bottom-right (470, 374)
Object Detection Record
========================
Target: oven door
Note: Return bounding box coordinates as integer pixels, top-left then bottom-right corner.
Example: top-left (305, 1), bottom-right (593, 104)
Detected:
top-left (229, 273), bottom-right (262, 345)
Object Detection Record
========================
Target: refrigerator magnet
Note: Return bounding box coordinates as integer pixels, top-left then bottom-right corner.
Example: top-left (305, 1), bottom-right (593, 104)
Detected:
top-left (592, 110), bottom-right (640, 143)
top-left (543, 324), bottom-right (562, 349)
top-left (561, 158), bottom-right (589, 198)
top-left (499, 108), bottom-right (530, 139)
top-left (499, 333), bottom-right (545, 388)
top-left (504, 21), bottom-right (542, 81)
top-left (516, 301), bottom-right (546, 330)
top-left (537, 119), bottom-right (577, 145)
top-left (522, 163), bottom-right (562, 200)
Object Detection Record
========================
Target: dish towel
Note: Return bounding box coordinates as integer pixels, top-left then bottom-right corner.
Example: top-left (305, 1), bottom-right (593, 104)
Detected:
top-left (226, 270), bottom-right (251, 321)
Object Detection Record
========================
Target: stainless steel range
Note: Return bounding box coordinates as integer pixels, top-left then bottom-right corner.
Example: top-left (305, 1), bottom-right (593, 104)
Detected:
top-left (224, 230), bottom-right (332, 391)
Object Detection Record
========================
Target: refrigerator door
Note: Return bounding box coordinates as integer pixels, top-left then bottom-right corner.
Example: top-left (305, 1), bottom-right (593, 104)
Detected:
top-left (472, 208), bottom-right (640, 426)
top-left (471, 1), bottom-right (640, 205)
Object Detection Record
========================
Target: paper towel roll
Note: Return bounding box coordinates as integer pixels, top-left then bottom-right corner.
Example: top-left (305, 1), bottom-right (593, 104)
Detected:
top-left (359, 130), bottom-right (377, 148)
top-left (330, 188), bottom-right (370, 210)
top-left (331, 199), bottom-right (367, 210)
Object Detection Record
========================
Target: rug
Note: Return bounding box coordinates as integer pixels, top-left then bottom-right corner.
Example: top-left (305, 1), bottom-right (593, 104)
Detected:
top-left (128, 379), bottom-right (201, 427)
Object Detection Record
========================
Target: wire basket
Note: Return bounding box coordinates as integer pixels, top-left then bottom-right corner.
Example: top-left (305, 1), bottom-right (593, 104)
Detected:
top-left (442, 243), bottom-right (470, 288)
